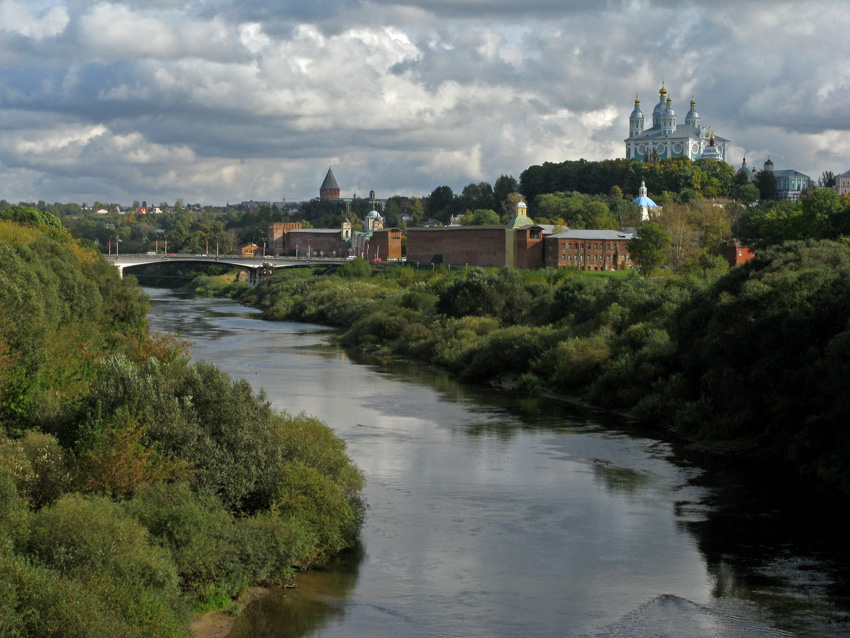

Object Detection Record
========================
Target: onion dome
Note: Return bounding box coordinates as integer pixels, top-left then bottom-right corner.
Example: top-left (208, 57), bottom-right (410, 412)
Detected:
top-left (663, 96), bottom-right (675, 117)
top-left (652, 82), bottom-right (667, 116)
top-left (764, 158), bottom-right (774, 172)
top-left (685, 96), bottom-right (699, 120)
top-left (630, 96), bottom-right (643, 119)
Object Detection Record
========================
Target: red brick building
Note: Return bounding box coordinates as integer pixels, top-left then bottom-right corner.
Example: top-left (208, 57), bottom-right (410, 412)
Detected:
top-left (268, 222), bottom-right (302, 254)
top-left (407, 225), bottom-right (507, 266)
top-left (723, 242), bottom-right (755, 267)
top-left (269, 220), bottom-right (401, 260)
top-left (362, 228), bottom-right (402, 261)
top-left (406, 225), bottom-right (548, 268)
top-left (544, 230), bottom-right (635, 271)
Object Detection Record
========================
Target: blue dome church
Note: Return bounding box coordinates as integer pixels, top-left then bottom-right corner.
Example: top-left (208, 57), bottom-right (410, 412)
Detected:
top-left (625, 83), bottom-right (730, 163)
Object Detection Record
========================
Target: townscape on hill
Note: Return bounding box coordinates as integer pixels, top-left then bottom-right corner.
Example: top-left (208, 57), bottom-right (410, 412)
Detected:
top-left (3, 83), bottom-right (850, 275)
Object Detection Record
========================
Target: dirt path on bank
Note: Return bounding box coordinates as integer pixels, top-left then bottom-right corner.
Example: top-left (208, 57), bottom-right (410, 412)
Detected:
top-left (191, 587), bottom-right (269, 638)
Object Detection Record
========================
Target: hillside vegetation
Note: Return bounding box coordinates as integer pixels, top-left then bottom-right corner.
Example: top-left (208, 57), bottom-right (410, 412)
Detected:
top-left (0, 208), bottom-right (364, 637)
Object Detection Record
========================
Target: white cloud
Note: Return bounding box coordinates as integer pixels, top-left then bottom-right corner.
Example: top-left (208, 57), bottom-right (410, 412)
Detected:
top-left (0, 0), bottom-right (68, 40)
top-left (0, 0), bottom-right (848, 203)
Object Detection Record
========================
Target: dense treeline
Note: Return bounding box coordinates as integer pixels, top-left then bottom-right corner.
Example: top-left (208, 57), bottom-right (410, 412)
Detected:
top-left (735, 188), bottom-right (850, 248)
top-left (519, 156), bottom-right (737, 203)
top-left (0, 209), bottom-right (364, 637)
top-left (228, 246), bottom-right (850, 496)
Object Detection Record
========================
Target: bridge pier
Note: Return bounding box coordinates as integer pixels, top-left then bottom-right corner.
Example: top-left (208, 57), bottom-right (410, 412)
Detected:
top-left (248, 263), bottom-right (275, 286)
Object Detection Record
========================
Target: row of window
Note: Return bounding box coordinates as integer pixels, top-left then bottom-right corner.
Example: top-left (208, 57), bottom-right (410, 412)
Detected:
top-left (561, 254), bottom-right (617, 263)
top-left (560, 242), bottom-right (623, 251)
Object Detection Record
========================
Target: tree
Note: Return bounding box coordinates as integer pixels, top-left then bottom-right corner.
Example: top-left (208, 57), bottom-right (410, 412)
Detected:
top-left (460, 209), bottom-right (500, 226)
top-left (460, 182), bottom-right (495, 213)
top-left (730, 182), bottom-right (760, 205)
top-left (819, 171), bottom-right (836, 188)
top-left (755, 171), bottom-right (778, 201)
top-left (494, 175), bottom-right (519, 210)
top-left (800, 187), bottom-right (845, 239)
top-left (426, 186), bottom-right (456, 223)
top-left (660, 204), bottom-right (698, 270)
top-left (628, 221), bottom-right (671, 276)
top-left (402, 198), bottom-right (421, 223)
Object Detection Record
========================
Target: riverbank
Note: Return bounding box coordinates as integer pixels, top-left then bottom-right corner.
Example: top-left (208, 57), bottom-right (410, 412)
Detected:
top-left (192, 587), bottom-right (271, 638)
top-left (0, 215), bottom-right (367, 638)
top-left (192, 588), bottom-right (267, 638)
top-left (222, 247), bottom-right (850, 499)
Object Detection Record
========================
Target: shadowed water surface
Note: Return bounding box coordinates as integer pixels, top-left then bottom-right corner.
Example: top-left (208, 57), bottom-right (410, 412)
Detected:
top-left (146, 289), bottom-right (850, 637)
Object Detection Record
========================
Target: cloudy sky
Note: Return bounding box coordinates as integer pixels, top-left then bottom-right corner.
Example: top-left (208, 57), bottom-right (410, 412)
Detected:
top-left (1, 0), bottom-right (848, 206)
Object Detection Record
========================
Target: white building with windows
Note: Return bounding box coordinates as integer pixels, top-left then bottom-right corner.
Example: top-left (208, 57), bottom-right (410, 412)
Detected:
top-left (835, 170), bottom-right (850, 196)
top-left (625, 83), bottom-right (730, 163)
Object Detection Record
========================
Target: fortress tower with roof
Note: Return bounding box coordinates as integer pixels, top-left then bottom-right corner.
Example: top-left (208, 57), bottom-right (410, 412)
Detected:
top-left (319, 167), bottom-right (340, 201)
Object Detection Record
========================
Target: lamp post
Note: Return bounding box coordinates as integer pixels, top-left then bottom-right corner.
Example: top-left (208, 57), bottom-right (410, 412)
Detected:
top-left (115, 234), bottom-right (119, 256)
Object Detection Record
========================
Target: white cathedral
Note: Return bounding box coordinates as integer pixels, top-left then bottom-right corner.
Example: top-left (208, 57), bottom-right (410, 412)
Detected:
top-left (625, 83), bottom-right (729, 164)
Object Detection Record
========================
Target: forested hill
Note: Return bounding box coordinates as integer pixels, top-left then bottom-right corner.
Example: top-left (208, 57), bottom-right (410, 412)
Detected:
top-left (232, 243), bottom-right (850, 497)
top-left (1, 208), bottom-right (365, 637)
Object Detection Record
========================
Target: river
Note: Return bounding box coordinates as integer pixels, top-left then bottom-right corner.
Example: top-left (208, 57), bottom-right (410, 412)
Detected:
top-left (146, 288), bottom-right (850, 638)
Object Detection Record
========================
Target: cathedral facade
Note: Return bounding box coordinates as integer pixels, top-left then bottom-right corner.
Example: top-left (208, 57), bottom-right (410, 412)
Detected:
top-left (625, 83), bottom-right (730, 164)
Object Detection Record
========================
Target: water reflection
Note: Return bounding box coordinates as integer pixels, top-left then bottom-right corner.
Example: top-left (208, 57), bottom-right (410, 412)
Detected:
top-left (143, 289), bottom-right (850, 637)
top-left (229, 552), bottom-right (363, 638)
top-left (679, 468), bottom-right (850, 636)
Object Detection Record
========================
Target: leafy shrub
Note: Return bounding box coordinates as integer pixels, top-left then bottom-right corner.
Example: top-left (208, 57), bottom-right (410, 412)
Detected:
top-left (25, 493), bottom-right (189, 637)
top-left (125, 481), bottom-right (246, 605)
top-left (460, 325), bottom-right (560, 382)
top-left (543, 331), bottom-right (613, 392)
top-left (0, 430), bottom-right (71, 508)
top-left (273, 461), bottom-right (360, 567)
top-left (336, 257), bottom-right (373, 278)
top-left (76, 409), bottom-right (194, 498)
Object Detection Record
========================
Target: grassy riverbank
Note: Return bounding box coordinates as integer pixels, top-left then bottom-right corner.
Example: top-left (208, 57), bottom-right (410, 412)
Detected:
top-left (204, 244), bottom-right (850, 498)
top-left (1, 209), bottom-right (365, 637)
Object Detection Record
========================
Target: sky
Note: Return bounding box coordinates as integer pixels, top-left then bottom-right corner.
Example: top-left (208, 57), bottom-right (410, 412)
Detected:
top-left (1, 0), bottom-right (848, 206)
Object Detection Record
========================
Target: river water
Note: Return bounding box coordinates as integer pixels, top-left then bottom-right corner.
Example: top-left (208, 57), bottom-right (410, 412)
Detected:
top-left (146, 288), bottom-right (850, 638)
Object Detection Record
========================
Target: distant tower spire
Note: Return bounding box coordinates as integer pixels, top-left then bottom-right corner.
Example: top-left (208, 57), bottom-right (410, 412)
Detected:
top-left (685, 95), bottom-right (700, 128)
top-left (629, 94), bottom-right (644, 138)
top-left (319, 166), bottom-right (341, 201)
top-left (652, 81), bottom-right (667, 128)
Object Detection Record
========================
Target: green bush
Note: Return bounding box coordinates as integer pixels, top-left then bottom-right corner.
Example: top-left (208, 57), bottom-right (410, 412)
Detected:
top-left (460, 325), bottom-right (560, 382)
top-left (336, 257), bottom-right (373, 278)
top-left (0, 430), bottom-right (71, 508)
top-left (125, 482), bottom-right (246, 605)
top-left (273, 461), bottom-right (360, 567)
top-left (25, 493), bottom-right (189, 637)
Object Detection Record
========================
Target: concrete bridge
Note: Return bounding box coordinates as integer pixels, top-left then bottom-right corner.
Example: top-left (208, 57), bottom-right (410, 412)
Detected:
top-left (105, 253), bottom-right (349, 285)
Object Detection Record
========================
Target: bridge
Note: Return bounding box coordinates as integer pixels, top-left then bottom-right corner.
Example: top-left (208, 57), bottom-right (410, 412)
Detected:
top-left (105, 253), bottom-right (350, 285)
